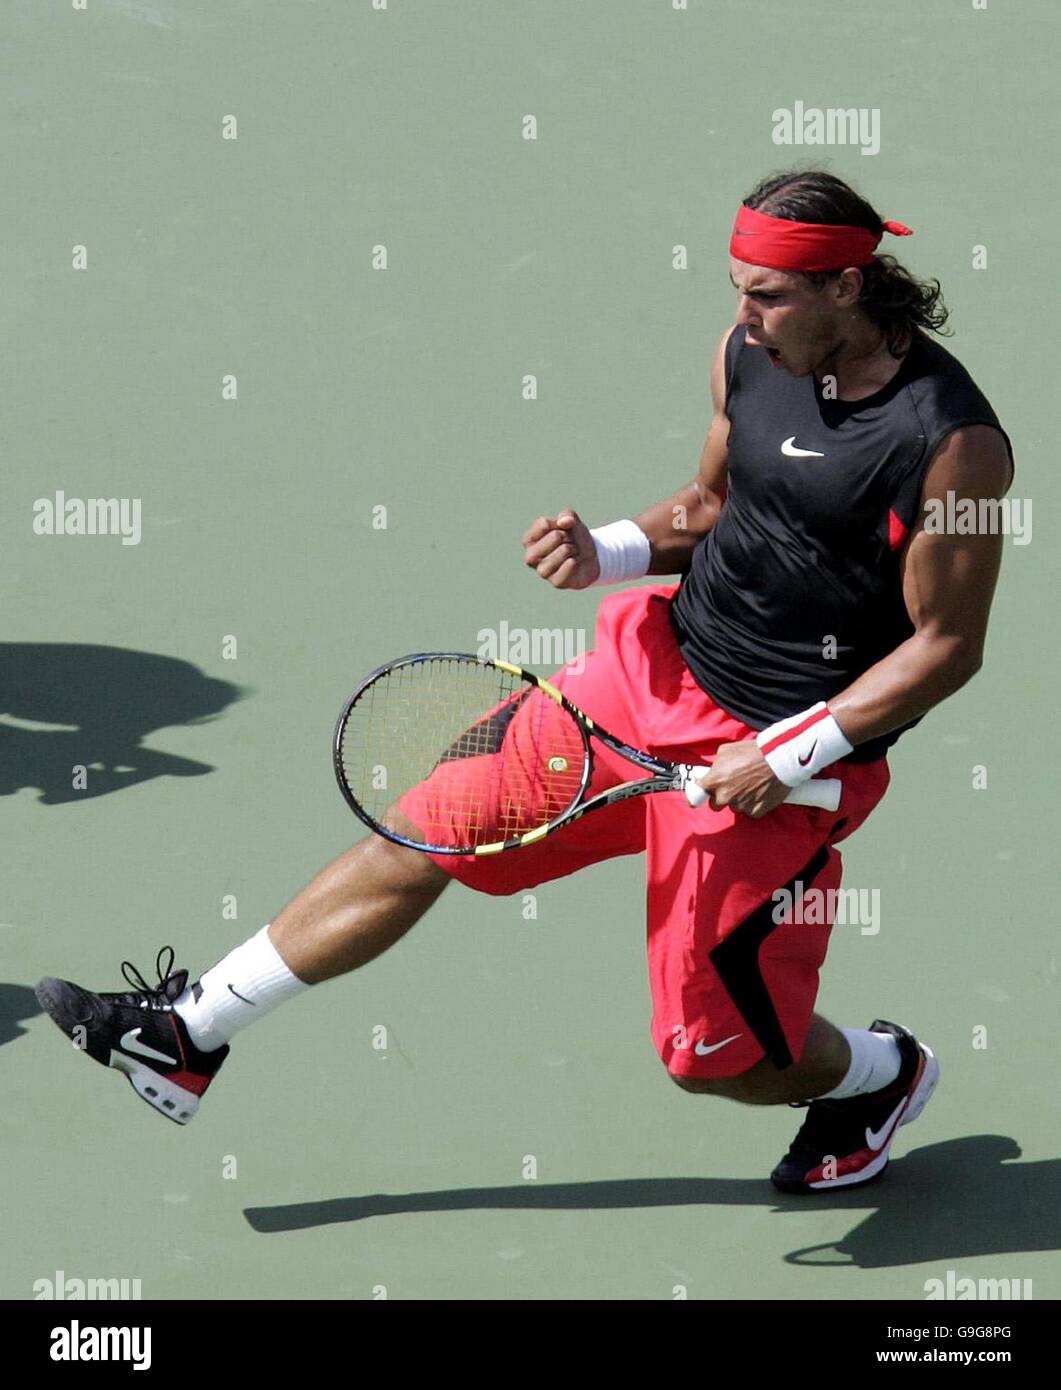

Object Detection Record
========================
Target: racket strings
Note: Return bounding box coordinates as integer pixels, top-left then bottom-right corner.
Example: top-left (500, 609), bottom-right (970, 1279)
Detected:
top-left (436, 686), bottom-right (531, 765)
top-left (338, 658), bottom-right (586, 849)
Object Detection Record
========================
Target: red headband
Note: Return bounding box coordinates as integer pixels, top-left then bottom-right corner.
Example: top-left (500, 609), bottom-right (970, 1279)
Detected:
top-left (730, 204), bottom-right (913, 272)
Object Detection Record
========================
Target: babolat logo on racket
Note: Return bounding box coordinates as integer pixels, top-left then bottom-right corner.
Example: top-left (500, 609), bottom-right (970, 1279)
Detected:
top-left (334, 654), bottom-right (842, 858)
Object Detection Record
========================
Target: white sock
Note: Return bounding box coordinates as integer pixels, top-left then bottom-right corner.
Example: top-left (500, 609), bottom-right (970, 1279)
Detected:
top-left (174, 925), bottom-right (309, 1051)
top-left (816, 1027), bottom-right (903, 1100)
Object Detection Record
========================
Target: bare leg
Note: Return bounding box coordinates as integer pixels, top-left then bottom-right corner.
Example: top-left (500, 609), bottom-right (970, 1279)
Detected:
top-left (268, 810), bottom-right (451, 984)
top-left (673, 1014), bottom-right (850, 1105)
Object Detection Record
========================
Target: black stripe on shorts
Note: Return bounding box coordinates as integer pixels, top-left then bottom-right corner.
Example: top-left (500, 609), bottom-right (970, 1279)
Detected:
top-left (709, 844), bottom-right (830, 1071)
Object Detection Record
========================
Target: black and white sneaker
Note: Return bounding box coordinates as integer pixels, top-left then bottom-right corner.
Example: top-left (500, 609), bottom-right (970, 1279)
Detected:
top-left (771, 1019), bottom-right (939, 1193)
top-left (35, 947), bottom-right (227, 1125)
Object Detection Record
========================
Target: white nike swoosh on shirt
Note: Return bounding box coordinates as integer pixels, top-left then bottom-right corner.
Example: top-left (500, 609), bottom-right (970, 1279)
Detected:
top-left (865, 1098), bottom-right (908, 1151)
top-left (120, 1028), bottom-right (177, 1067)
top-left (693, 1033), bottom-right (742, 1056)
top-left (781, 436), bottom-right (825, 458)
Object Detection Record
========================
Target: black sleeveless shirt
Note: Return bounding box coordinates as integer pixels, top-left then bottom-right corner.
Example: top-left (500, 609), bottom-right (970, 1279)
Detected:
top-left (670, 326), bottom-right (1013, 762)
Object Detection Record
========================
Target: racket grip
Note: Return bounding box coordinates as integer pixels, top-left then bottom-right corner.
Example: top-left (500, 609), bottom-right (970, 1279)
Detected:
top-left (683, 768), bottom-right (841, 813)
top-left (785, 778), bottom-right (841, 812)
top-left (684, 766), bottom-right (711, 808)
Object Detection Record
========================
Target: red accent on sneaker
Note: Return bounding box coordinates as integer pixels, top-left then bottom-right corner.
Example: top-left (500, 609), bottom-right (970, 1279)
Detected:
top-left (165, 1069), bottom-right (213, 1097)
top-left (165, 1014), bottom-right (188, 1059)
top-left (807, 1149), bottom-right (879, 1184)
top-left (804, 1053), bottom-right (926, 1183)
top-left (871, 1050), bottom-right (926, 1107)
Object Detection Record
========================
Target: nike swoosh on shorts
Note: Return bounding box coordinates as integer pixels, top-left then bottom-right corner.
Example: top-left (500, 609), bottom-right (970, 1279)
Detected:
top-left (694, 1033), bottom-right (742, 1056)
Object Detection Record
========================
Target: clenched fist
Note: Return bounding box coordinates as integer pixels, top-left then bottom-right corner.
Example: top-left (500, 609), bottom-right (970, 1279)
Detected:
top-left (522, 510), bottom-right (599, 589)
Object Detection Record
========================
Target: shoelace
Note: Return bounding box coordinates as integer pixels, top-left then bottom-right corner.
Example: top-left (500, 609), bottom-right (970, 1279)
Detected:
top-left (119, 946), bottom-right (179, 1005)
top-left (782, 1094), bottom-right (854, 1156)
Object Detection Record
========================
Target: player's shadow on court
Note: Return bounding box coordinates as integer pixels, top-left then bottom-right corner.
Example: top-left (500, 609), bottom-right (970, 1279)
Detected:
top-left (243, 1136), bottom-right (1057, 1269)
top-left (778, 1136), bottom-right (1051, 1269)
top-left (0, 644), bottom-right (245, 805)
top-left (0, 985), bottom-right (42, 1047)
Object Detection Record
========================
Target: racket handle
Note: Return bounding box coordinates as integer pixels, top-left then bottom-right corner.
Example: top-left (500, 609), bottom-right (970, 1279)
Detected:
top-left (786, 778), bottom-right (841, 812)
top-left (684, 768), bottom-right (841, 813)
top-left (684, 768), bottom-right (711, 808)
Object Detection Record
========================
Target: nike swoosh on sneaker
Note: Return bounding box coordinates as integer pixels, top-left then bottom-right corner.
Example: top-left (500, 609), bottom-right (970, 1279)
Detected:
top-left (781, 436), bottom-right (825, 459)
top-left (120, 1028), bottom-right (178, 1067)
top-left (694, 1033), bottom-right (742, 1056)
top-left (865, 1097), bottom-right (908, 1151)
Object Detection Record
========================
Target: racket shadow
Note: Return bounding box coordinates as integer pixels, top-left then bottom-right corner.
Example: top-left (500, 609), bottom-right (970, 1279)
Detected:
top-left (243, 1135), bottom-right (1056, 1270)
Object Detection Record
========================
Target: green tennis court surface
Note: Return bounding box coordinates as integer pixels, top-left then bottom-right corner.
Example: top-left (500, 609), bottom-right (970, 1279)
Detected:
top-left (1, 0), bottom-right (1056, 1300)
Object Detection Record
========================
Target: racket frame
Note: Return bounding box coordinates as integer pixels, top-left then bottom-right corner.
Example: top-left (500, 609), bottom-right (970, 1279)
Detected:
top-left (334, 653), bottom-right (838, 857)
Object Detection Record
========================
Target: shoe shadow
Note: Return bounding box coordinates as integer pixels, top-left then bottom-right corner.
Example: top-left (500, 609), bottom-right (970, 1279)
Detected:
top-left (0, 983), bottom-right (42, 1047)
top-left (780, 1136), bottom-right (1055, 1268)
top-left (243, 1136), bottom-right (1058, 1269)
top-left (0, 643), bottom-right (246, 804)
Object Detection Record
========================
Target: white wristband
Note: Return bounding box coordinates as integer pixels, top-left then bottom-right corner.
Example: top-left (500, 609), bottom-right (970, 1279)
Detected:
top-left (756, 702), bottom-right (854, 786)
top-left (588, 519), bottom-right (651, 586)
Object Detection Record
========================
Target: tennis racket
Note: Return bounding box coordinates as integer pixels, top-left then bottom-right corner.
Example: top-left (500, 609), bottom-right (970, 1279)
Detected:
top-left (334, 653), bottom-right (842, 856)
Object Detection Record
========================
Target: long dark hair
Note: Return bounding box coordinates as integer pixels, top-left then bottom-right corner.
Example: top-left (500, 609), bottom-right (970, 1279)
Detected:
top-left (743, 169), bottom-right (950, 356)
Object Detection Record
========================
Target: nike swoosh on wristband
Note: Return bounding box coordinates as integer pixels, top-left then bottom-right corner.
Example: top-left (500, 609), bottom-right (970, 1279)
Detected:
top-left (797, 741), bottom-right (818, 767)
top-left (227, 983), bottom-right (256, 1006)
top-left (120, 1028), bottom-right (177, 1066)
top-left (781, 436), bottom-right (825, 458)
top-left (865, 1097), bottom-right (908, 1151)
top-left (694, 1033), bottom-right (742, 1056)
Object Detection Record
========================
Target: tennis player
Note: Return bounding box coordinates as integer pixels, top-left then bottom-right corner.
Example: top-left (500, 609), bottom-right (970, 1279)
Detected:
top-left (37, 170), bottom-right (1013, 1193)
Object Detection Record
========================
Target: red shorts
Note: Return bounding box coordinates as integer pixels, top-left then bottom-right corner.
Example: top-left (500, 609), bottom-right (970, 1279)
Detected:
top-left (399, 583), bottom-right (890, 1079)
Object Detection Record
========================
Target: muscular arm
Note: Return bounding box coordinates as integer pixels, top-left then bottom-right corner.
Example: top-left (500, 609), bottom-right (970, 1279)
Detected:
top-left (634, 327), bottom-right (733, 574)
top-left (828, 424), bottom-right (1013, 744)
top-left (700, 423), bottom-right (1014, 816)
